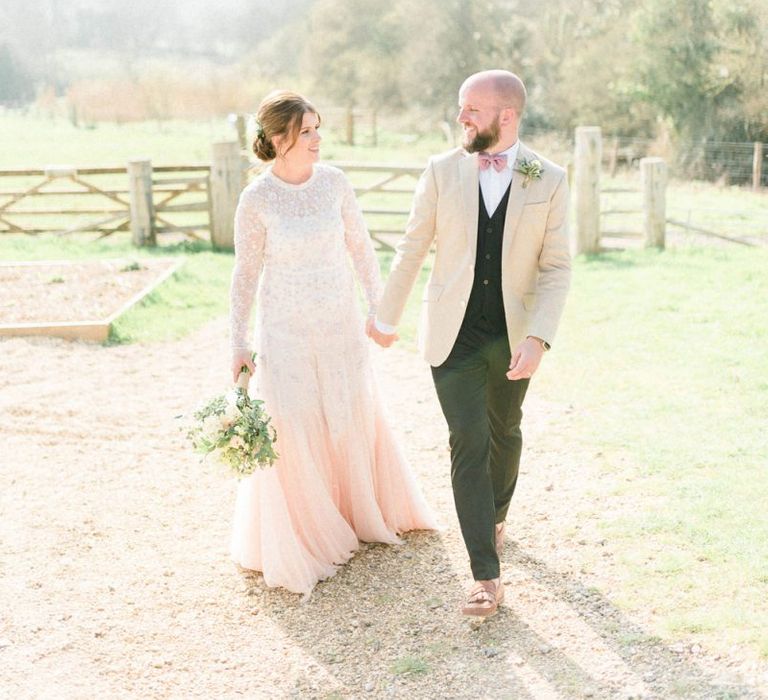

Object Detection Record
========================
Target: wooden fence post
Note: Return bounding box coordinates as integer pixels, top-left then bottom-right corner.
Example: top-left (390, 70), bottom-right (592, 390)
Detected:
top-left (128, 159), bottom-right (156, 247)
top-left (641, 157), bottom-right (667, 249)
top-left (229, 113), bottom-right (247, 152)
top-left (210, 141), bottom-right (242, 250)
top-left (574, 126), bottom-right (602, 254)
top-left (346, 106), bottom-right (355, 145)
top-left (438, 120), bottom-right (455, 144)
top-left (753, 142), bottom-right (764, 191)
top-left (608, 136), bottom-right (619, 177)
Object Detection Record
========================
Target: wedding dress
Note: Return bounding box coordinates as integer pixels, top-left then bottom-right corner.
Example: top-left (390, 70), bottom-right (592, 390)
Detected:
top-left (229, 164), bottom-right (437, 595)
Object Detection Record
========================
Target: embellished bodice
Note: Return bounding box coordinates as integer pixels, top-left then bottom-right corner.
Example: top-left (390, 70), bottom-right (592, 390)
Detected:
top-left (229, 164), bottom-right (382, 348)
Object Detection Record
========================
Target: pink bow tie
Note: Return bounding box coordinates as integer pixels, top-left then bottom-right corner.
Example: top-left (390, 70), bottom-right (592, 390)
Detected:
top-left (478, 152), bottom-right (507, 172)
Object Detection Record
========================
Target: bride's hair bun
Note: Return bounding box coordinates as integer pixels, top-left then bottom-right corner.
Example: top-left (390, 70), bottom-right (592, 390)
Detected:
top-left (253, 129), bottom-right (275, 161)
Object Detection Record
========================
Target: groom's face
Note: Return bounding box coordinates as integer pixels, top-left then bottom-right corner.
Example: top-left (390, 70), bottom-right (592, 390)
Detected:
top-left (462, 115), bottom-right (501, 154)
top-left (457, 84), bottom-right (502, 153)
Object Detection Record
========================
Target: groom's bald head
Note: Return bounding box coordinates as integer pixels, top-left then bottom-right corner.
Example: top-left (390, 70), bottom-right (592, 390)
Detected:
top-left (460, 70), bottom-right (527, 115)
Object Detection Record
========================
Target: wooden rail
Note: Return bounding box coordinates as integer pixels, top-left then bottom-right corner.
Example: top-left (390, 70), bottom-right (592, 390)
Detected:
top-left (327, 161), bottom-right (422, 250)
top-left (666, 218), bottom-right (760, 247)
top-left (0, 163), bottom-right (211, 242)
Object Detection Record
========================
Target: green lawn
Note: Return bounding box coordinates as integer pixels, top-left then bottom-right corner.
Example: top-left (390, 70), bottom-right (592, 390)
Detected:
top-left (0, 113), bottom-right (233, 167)
top-left (0, 111), bottom-right (446, 169)
top-left (601, 174), bottom-right (768, 244)
top-left (536, 245), bottom-right (768, 656)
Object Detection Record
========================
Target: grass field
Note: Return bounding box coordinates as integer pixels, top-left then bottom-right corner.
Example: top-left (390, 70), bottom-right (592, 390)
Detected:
top-left (537, 246), bottom-right (768, 657)
top-left (2, 113), bottom-right (767, 662)
top-left (0, 110), bottom-right (446, 168)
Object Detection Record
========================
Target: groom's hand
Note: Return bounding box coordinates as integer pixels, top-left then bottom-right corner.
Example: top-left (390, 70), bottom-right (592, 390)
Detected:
top-left (506, 337), bottom-right (544, 380)
top-left (366, 317), bottom-right (399, 348)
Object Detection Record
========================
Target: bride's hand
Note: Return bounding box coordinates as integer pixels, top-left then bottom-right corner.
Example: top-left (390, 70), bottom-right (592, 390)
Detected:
top-left (231, 349), bottom-right (256, 383)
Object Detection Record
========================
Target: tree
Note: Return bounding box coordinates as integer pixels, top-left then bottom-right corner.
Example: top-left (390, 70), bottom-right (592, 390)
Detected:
top-left (634, 0), bottom-right (720, 143)
top-left (711, 0), bottom-right (768, 142)
top-left (396, 0), bottom-right (530, 120)
top-left (302, 0), bottom-right (403, 111)
top-left (517, 0), bottom-right (654, 134)
top-left (0, 43), bottom-right (34, 105)
top-left (633, 0), bottom-right (768, 177)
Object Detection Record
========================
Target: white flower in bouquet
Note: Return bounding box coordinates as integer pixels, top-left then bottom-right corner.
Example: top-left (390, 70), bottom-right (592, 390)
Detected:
top-left (203, 414), bottom-right (222, 437)
top-left (220, 402), bottom-right (240, 429)
top-left (185, 354), bottom-right (278, 477)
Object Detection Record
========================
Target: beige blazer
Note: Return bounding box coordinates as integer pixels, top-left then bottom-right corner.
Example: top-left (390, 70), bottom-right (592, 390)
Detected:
top-left (377, 142), bottom-right (571, 367)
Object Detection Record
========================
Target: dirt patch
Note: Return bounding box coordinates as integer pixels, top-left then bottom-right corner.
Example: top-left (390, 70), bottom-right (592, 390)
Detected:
top-left (0, 258), bottom-right (179, 324)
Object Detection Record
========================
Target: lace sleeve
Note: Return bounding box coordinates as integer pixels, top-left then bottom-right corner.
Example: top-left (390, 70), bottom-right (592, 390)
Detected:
top-left (340, 173), bottom-right (382, 315)
top-left (229, 189), bottom-right (266, 351)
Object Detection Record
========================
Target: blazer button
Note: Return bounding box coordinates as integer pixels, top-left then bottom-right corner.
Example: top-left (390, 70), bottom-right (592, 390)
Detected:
top-left (460, 300), bottom-right (466, 306)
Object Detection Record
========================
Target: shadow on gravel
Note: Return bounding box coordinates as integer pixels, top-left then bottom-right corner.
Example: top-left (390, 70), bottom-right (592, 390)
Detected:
top-left (241, 529), bottom-right (535, 698)
top-left (499, 542), bottom-right (758, 700)
top-left (241, 533), bottom-right (759, 699)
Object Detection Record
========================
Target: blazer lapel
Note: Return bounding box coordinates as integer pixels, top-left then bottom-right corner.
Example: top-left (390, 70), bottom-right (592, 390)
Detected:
top-left (459, 152), bottom-right (479, 257)
top-left (501, 142), bottom-right (533, 259)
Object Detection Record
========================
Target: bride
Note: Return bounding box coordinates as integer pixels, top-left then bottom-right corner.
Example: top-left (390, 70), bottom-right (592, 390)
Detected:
top-left (229, 90), bottom-right (437, 595)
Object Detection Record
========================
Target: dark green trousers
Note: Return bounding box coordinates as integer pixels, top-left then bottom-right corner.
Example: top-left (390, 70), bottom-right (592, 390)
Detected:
top-left (431, 332), bottom-right (529, 581)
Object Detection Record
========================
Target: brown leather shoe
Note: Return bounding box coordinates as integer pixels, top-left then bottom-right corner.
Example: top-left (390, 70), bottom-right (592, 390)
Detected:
top-left (461, 578), bottom-right (505, 617)
top-left (495, 522), bottom-right (505, 556)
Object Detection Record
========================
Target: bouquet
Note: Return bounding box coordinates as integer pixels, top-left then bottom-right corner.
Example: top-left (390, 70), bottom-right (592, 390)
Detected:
top-left (187, 356), bottom-right (278, 476)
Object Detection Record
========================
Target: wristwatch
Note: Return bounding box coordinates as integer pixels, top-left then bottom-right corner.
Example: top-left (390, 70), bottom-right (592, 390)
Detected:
top-left (528, 335), bottom-right (551, 351)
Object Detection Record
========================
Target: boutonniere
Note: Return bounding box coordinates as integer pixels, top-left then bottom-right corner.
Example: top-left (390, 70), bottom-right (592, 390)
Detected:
top-left (515, 158), bottom-right (544, 188)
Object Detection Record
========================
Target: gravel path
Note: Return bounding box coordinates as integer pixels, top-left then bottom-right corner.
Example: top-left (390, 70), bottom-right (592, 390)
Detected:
top-left (1, 319), bottom-right (766, 699)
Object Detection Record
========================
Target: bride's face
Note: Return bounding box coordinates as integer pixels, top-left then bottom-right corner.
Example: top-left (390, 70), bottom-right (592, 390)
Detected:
top-left (276, 112), bottom-right (321, 167)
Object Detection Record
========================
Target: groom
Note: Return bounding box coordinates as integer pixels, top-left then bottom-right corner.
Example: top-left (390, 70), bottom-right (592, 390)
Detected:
top-left (368, 70), bottom-right (571, 616)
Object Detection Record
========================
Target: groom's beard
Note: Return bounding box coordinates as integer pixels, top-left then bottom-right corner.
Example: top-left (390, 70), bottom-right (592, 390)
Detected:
top-left (463, 117), bottom-right (501, 153)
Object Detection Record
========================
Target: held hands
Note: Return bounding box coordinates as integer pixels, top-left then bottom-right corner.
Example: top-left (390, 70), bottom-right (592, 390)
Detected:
top-left (366, 316), bottom-right (398, 348)
top-left (506, 337), bottom-right (545, 381)
top-left (231, 348), bottom-right (256, 383)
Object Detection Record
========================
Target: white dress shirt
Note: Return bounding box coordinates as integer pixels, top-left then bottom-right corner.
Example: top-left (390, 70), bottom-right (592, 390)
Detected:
top-left (374, 141), bottom-right (519, 335)
top-left (479, 141), bottom-right (519, 217)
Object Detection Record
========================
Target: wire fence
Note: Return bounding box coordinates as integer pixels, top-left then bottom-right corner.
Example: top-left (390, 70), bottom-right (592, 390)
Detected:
top-left (610, 136), bottom-right (764, 186)
top-left (521, 128), bottom-right (767, 187)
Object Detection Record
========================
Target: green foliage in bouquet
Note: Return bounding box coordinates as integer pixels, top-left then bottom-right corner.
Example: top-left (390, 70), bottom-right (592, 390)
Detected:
top-left (187, 361), bottom-right (278, 476)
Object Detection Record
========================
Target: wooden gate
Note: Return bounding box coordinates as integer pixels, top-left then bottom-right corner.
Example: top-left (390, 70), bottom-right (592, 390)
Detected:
top-left (1, 154), bottom-right (426, 249)
top-left (0, 164), bottom-right (212, 241)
